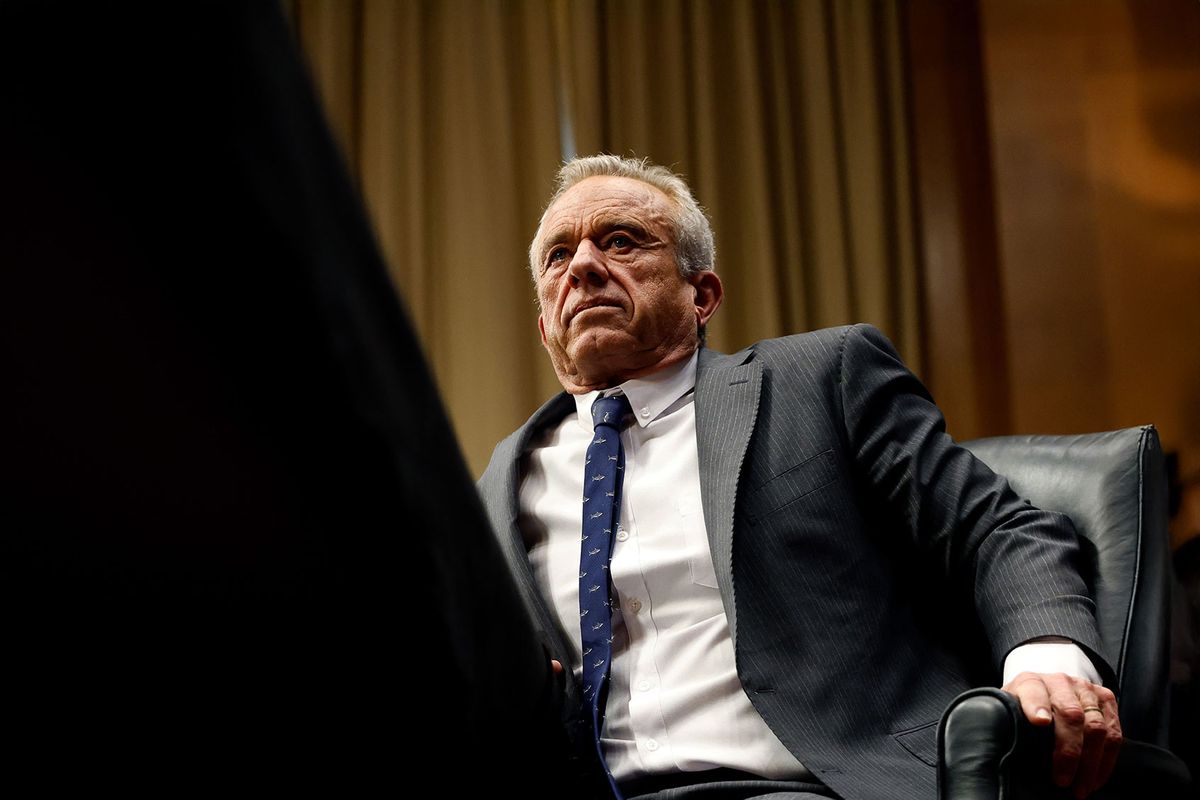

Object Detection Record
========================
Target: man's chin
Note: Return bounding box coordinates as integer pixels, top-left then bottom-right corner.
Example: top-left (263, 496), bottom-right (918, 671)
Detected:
top-left (565, 328), bottom-right (624, 357)
top-left (549, 346), bottom-right (616, 392)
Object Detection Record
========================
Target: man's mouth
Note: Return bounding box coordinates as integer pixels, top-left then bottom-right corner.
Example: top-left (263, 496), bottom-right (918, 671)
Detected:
top-left (569, 299), bottom-right (620, 323)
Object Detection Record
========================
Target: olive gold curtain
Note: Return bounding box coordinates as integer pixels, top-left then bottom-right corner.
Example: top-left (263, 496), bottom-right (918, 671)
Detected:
top-left (288, 0), bottom-right (920, 476)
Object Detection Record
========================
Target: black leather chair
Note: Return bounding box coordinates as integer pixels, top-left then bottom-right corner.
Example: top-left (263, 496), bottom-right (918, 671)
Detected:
top-left (938, 426), bottom-right (1193, 799)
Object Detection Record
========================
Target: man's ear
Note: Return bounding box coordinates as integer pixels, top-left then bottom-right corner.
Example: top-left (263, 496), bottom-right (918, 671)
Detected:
top-left (537, 313), bottom-right (549, 348)
top-left (689, 270), bottom-right (724, 330)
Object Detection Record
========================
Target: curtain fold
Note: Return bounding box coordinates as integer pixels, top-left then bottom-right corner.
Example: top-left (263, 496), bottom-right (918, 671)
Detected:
top-left (291, 0), bottom-right (565, 474)
top-left (290, 0), bottom-right (920, 475)
top-left (557, 0), bottom-right (920, 364)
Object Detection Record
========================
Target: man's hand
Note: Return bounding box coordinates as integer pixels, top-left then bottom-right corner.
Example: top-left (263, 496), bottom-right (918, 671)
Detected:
top-left (1003, 671), bottom-right (1123, 798)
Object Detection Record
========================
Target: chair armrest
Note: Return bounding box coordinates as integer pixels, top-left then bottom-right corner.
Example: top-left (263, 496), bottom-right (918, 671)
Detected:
top-left (938, 688), bottom-right (1193, 800)
top-left (938, 689), bottom-right (1020, 800)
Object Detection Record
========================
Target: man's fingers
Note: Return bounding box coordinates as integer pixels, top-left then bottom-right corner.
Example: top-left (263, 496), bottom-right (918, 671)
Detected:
top-left (1003, 673), bottom-right (1123, 798)
top-left (1071, 686), bottom-right (1107, 798)
top-left (1003, 672), bottom-right (1054, 726)
top-left (1045, 675), bottom-right (1086, 789)
top-left (1094, 689), bottom-right (1123, 791)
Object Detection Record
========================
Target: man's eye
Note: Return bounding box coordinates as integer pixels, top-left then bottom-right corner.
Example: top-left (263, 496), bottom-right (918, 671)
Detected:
top-left (608, 234), bottom-right (633, 249)
top-left (547, 247), bottom-right (569, 265)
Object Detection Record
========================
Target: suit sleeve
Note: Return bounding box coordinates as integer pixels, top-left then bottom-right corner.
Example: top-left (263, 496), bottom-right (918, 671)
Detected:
top-left (834, 324), bottom-right (1113, 682)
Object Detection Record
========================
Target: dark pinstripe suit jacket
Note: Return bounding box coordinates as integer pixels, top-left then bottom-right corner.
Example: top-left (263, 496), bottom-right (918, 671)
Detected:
top-left (478, 324), bottom-right (1111, 800)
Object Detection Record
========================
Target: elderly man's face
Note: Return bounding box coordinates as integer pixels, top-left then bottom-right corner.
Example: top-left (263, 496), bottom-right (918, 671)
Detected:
top-left (532, 176), bottom-right (722, 393)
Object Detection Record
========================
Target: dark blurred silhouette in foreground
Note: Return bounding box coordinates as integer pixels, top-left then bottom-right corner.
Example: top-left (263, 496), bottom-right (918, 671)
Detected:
top-left (0, 2), bottom-right (572, 791)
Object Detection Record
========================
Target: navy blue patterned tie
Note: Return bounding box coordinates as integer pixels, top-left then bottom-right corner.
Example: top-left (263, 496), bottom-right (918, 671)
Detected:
top-left (579, 393), bottom-right (631, 799)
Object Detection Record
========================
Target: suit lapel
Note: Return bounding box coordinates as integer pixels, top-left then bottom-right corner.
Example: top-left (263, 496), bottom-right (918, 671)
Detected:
top-left (486, 393), bottom-right (581, 684)
top-left (694, 347), bottom-right (762, 650)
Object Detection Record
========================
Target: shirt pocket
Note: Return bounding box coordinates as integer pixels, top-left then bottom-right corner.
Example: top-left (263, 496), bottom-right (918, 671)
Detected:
top-left (677, 490), bottom-right (720, 588)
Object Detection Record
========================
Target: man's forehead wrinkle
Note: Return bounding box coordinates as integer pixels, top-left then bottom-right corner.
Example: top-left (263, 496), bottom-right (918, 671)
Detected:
top-left (546, 199), bottom-right (668, 240)
top-left (534, 176), bottom-right (678, 265)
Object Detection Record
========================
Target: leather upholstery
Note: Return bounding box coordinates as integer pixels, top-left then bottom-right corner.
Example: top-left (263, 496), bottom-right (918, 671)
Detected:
top-left (940, 689), bottom-right (1191, 800)
top-left (961, 426), bottom-right (1171, 744)
top-left (937, 426), bottom-right (1191, 798)
top-left (938, 689), bottom-right (1019, 800)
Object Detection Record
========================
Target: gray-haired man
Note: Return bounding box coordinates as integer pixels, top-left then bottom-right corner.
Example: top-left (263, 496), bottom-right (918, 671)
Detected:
top-left (479, 155), bottom-right (1121, 800)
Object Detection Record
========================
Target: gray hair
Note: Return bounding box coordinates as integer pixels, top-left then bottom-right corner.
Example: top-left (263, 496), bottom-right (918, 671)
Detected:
top-left (528, 154), bottom-right (716, 277)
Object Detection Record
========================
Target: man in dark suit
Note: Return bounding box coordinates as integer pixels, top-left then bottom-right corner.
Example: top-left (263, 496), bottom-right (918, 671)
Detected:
top-left (478, 155), bottom-right (1123, 799)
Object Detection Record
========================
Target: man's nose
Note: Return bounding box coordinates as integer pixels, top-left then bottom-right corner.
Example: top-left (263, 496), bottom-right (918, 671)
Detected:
top-left (567, 239), bottom-right (609, 287)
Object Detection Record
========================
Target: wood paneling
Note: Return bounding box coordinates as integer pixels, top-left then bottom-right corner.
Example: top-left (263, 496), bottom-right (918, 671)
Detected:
top-left (909, 0), bottom-right (1200, 543)
top-left (980, 0), bottom-right (1200, 546)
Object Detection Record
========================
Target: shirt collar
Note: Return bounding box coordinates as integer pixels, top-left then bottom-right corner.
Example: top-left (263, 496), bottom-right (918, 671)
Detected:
top-left (572, 350), bottom-right (698, 431)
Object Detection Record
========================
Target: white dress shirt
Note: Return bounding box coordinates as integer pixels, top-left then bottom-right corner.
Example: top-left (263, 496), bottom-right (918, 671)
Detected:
top-left (517, 350), bottom-right (1098, 784)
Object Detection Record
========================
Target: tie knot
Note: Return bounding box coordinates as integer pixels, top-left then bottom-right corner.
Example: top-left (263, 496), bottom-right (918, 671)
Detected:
top-left (591, 394), bottom-right (631, 431)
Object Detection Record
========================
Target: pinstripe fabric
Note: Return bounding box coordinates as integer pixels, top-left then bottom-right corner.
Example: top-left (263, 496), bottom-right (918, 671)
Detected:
top-left (479, 324), bottom-right (1108, 800)
top-left (693, 351), bottom-right (763, 648)
top-left (477, 393), bottom-right (603, 767)
top-left (628, 779), bottom-right (837, 799)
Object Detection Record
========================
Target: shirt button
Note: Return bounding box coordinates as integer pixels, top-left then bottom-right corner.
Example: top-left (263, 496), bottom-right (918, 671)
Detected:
top-left (640, 407), bottom-right (650, 418)
top-left (644, 738), bottom-right (659, 752)
top-left (637, 680), bottom-right (651, 691)
top-left (628, 598), bottom-right (642, 613)
top-left (616, 529), bottom-right (629, 542)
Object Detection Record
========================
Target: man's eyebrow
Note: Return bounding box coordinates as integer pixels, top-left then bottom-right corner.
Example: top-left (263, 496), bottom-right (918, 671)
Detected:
top-left (594, 216), bottom-right (650, 239)
top-left (539, 229), bottom-right (572, 256)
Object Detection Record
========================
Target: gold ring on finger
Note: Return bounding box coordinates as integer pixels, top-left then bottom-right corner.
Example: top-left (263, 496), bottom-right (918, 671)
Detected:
top-left (1082, 706), bottom-right (1102, 714)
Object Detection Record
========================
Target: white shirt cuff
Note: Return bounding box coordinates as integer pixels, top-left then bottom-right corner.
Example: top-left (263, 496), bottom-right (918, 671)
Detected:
top-left (1002, 642), bottom-right (1102, 687)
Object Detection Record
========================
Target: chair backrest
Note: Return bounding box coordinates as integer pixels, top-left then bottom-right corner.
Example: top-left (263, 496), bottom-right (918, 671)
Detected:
top-left (962, 426), bottom-right (1172, 746)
